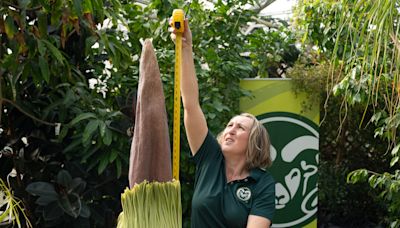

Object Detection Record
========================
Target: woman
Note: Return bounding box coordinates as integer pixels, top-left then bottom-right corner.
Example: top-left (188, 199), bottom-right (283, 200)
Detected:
top-left (171, 19), bottom-right (275, 228)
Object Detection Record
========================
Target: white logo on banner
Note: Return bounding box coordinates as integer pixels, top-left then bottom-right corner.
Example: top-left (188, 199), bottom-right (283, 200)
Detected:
top-left (260, 116), bottom-right (318, 228)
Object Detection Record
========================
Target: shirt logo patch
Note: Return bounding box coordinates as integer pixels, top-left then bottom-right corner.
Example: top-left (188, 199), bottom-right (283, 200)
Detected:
top-left (236, 187), bottom-right (251, 202)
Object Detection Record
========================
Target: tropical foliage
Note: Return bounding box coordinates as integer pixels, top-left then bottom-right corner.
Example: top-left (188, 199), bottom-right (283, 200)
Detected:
top-left (0, 177), bottom-right (32, 227)
top-left (1, 0), bottom-right (134, 226)
top-left (0, 0), bottom-right (299, 226)
top-left (293, 0), bottom-right (400, 226)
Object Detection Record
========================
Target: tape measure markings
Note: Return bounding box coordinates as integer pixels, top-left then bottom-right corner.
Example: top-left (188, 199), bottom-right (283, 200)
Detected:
top-left (172, 9), bottom-right (185, 181)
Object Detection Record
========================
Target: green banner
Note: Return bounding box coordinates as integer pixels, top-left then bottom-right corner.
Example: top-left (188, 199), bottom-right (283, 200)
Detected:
top-left (240, 79), bottom-right (318, 228)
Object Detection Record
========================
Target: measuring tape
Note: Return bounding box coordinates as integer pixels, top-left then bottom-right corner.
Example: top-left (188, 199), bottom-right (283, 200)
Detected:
top-left (171, 9), bottom-right (185, 180)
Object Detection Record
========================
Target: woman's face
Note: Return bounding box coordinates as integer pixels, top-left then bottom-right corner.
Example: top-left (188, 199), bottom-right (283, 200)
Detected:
top-left (220, 115), bottom-right (254, 156)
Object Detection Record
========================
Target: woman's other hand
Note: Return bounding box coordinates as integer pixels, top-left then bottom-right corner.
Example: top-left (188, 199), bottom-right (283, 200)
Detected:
top-left (169, 19), bottom-right (193, 49)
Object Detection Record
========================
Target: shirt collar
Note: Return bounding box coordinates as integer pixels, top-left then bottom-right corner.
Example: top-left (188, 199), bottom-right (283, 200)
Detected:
top-left (248, 168), bottom-right (266, 182)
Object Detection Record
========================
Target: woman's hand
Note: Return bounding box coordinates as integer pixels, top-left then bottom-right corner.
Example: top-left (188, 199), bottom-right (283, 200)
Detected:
top-left (169, 17), bottom-right (208, 155)
top-left (169, 19), bottom-right (193, 49)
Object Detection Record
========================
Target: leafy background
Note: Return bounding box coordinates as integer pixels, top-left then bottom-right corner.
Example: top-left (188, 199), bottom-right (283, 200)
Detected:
top-left (1, 0), bottom-right (399, 227)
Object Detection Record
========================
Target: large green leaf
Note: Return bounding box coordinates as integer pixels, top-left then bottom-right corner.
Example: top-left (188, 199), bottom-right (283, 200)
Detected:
top-left (91, 0), bottom-right (105, 21)
top-left (391, 144), bottom-right (400, 156)
top-left (41, 39), bottom-right (65, 64)
top-left (35, 194), bottom-right (58, 206)
top-left (97, 153), bottom-right (109, 174)
top-left (4, 16), bottom-right (16, 39)
top-left (59, 193), bottom-right (81, 218)
top-left (39, 56), bottom-right (50, 83)
top-left (80, 203), bottom-right (91, 218)
top-left (99, 121), bottom-right (106, 137)
top-left (82, 0), bottom-right (93, 13)
top-left (390, 156), bottom-right (399, 167)
top-left (82, 119), bottom-right (100, 144)
top-left (109, 150), bottom-right (118, 163)
top-left (26, 182), bottom-right (58, 197)
top-left (37, 12), bottom-right (48, 38)
top-left (37, 39), bottom-right (46, 56)
top-left (72, 0), bottom-right (83, 16)
top-left (56, 170), bottom-right (72, 188)
top-left (102, 128), bottom-right (112, 145)
top-left (70, 178), bottom-right (86, 194)
top-left (69, 113), bottom-right (97, 126)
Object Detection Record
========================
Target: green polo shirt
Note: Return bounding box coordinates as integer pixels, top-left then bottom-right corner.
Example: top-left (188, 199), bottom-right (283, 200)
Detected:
top-left (191, 131), bottom-right (275, 228)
